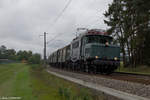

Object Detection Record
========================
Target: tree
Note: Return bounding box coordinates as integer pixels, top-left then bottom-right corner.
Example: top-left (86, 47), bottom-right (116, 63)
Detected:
top-left (28, 53), bottom-right (41, 64)
top-left (104, 0), bottom-right (128, 65)
top-left (16, 50), bottom-right (33, 61)
top-left (0, 45), bottom-right (7, 59)
top-left (5, 49), bottom-right (16, 60)
top-left (0, 45), bottom-right (42, 64)
top-left (104, 0), bottom-right (150, 66)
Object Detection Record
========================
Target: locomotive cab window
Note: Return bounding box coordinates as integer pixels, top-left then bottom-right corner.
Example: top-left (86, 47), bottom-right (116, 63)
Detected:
top-left (84, 35), bottom-right (113, 44)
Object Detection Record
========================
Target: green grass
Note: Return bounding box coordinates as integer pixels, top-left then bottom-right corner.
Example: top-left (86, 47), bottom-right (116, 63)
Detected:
top-left (116, 62), bottom-right (150, 75)
top-left (12, 65), bottom-right (34, 100)
top-left (0, 63), bottom-right (105, 100)
top-left (30, 65), bottom-right (104, 100)
top-left (0, 63), bottom-right (34, 100)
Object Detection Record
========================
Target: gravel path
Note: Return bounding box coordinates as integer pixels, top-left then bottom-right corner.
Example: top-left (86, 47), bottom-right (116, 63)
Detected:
top-left (48, 67), bottom-right (150, 99)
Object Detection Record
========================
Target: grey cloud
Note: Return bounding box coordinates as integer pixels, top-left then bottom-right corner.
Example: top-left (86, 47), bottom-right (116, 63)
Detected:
top-left (0, 0), bottom-right (112, 55)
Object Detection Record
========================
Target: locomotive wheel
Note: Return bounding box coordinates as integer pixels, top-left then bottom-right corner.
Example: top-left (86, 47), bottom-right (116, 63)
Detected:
top-left (91, 65), bottom-right (97, 74)
top-left (106, 69), bottom-right (113, 75)
top-left (105, 66), bottom-right (113, 75)
top-left (100, 67), bottom-right (104, 74)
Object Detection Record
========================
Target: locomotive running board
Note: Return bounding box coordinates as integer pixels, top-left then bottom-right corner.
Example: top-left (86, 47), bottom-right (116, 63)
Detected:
top-left (47, 70), bottom-right (150, 100)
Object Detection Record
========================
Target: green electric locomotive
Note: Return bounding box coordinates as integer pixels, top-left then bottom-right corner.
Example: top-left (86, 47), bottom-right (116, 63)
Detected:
top-left (48, 29), bottom-right (120, 74)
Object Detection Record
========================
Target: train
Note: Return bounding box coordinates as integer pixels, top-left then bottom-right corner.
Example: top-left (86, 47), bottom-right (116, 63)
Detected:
top-left (48, 29), bottom-right (120, 74)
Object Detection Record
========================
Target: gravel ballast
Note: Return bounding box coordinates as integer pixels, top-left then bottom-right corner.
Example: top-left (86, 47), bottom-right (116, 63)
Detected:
top-left (48, 67), bottom-right (150, 99)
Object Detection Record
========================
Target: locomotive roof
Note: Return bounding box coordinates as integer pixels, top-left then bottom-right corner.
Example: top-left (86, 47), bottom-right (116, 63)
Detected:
top-left (73, 29), bottom-right (110, 41)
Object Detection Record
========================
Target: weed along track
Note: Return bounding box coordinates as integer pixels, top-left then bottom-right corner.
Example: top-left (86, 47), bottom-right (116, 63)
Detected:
top-left (47, 67), bottom-right (150, 99)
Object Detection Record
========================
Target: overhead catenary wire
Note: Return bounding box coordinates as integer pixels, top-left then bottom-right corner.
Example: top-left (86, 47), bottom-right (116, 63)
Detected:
top-left (47, 33), bottom-right (64, 44)
top-left (46, 0), bottom-right (73, 44)
top-left (47, 0), bottom-right (105, 45)
top-left (46, 0), bottom-right (72, 34)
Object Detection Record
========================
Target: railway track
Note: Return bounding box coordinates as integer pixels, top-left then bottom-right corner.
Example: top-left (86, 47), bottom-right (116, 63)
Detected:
top-left (48, 66), bottom-right (150, 85)
top-left (47, 67), bottom-right (150, 99)
top-left (84, 71), bottom-right (150, 85)
top-left (114, 72), bottom-right (150, 77)
top-left (103, 72), bottom-right (150, 85)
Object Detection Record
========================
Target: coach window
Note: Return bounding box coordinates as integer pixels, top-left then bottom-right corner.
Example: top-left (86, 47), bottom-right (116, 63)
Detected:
top-left (72, 41), bottom-right (79, 48)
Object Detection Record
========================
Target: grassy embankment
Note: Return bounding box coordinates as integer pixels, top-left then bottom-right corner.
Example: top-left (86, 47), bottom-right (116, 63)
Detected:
top-left (0, 63), bottom-right (105, 100)
top-left (116, 62), bottom-right (150, 75)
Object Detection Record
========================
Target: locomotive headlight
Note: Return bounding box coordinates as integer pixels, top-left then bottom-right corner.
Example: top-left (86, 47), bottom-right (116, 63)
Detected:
top-left (95, 56), bottom-right (99, 59)
top-left (114, 57), bottom-right (118, 61)
top-left (105, 42), bottom-right (109, 46)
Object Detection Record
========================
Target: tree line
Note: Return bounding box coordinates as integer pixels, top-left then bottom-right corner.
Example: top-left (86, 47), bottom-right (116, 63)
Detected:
top-left (0, 45), bottom-right (41, 64)
top-left (104, 0), bottom-right (150, 67)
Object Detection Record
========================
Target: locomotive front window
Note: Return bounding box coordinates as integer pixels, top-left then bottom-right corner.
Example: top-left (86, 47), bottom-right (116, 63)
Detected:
top-left (84, 35), bottom-right (112, 44)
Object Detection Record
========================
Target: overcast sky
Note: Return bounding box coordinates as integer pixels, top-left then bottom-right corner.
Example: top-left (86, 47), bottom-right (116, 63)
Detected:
top-left (0, 0), bottom-right (112, 56)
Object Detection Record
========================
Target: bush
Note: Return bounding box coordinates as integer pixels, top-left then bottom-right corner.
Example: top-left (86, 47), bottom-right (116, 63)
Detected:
top-left (28, 53), bottom-right (41, 64)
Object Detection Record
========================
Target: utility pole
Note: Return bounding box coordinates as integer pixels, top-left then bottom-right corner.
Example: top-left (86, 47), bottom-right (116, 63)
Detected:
top-left (44, 32), bottom-right (47, 62)
top-left (40, 32), bottom-right (48, 68)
